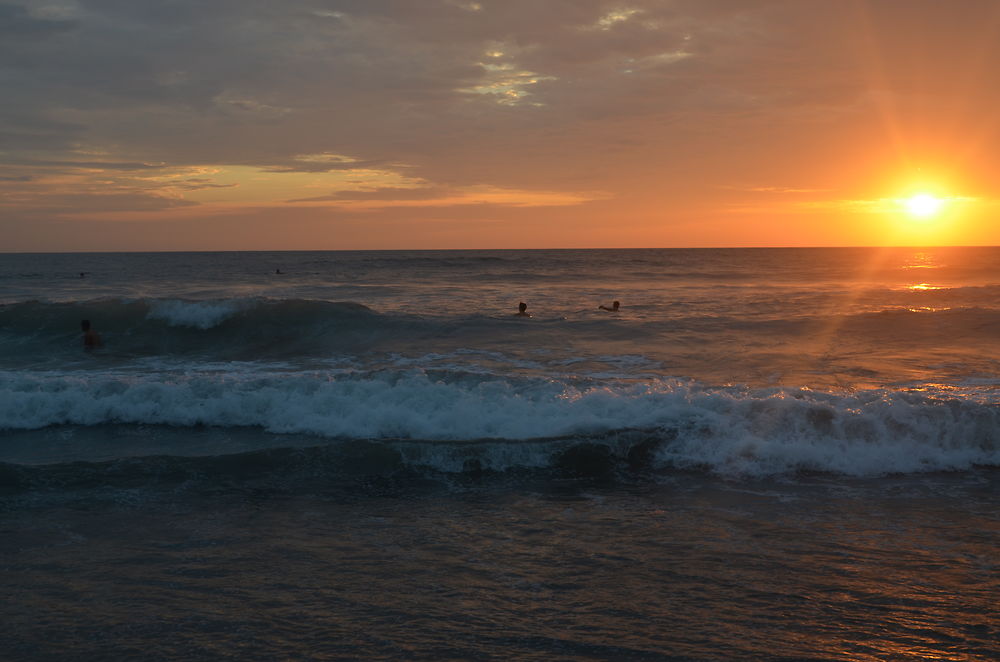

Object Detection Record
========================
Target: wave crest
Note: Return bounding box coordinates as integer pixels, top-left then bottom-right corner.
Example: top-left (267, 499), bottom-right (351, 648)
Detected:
top-left (1, 371), bottom-right (996, 477)
top-left (146, 300), bottom-right (245, 329)
top-left (0, 298), bottom-right (379, 363)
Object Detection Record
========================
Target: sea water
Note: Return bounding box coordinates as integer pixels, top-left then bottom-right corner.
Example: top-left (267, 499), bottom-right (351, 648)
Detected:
top-left (1, 248), bottom-right (997, 660)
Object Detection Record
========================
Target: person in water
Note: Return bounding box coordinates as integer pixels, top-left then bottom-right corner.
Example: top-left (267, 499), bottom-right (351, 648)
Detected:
top-left (81, 319), bottom-right (101, 349)
top-left (515, 302), bottom-right (531, 317)
top-left (599, 300), bottom-right (620, 312)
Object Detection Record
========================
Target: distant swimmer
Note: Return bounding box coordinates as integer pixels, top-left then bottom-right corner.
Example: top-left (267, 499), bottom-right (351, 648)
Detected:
top-left (599, 300), bottom-right (620, 312)
top-left (79, 272), bottom-right (87, 278)
top-left (81, 319), bottom-right (101, 350)
top-left (515, 301), bottom-right (531, 317)
top-left (275, 269), bottom-right (283, 275)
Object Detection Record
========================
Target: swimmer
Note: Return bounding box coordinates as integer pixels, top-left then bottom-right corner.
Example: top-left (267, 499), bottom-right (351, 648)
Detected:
top-left (515, 302), bottom-right (531, 317)
top-left (81, 319), bottom-right (101, 350)
top-left (599, 300), bottom-right (620, 312)
top-left (275, 269), bottom-right (283, 275)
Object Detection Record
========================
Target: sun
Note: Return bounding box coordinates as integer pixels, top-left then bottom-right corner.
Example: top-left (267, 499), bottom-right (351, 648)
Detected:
top-left (903, 193), bottom-right (945, 219)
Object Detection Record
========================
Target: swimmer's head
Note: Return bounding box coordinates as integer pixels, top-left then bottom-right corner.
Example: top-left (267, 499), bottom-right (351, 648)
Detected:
top-left (518, 302), bottom-right (527, 313)
top-left (612, 301), bottom-right (620, 310)
top-left (81, 319), bottom-right (91, 331)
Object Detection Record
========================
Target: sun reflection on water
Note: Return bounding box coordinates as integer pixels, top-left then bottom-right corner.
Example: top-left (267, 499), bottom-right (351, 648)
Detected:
top-left (900, 251), bottom-right (945, 270)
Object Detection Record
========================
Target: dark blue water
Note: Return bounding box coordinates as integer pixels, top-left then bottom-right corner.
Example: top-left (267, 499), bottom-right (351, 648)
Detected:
top-left (1, 248), bottom-right (998, 660)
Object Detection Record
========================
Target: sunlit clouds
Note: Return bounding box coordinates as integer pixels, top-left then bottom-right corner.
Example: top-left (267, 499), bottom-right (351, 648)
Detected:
top-left (459, 48), bottom-right (556, 106)
top-left (591, 8), bottom-right (642, 31)
top-left (3, 0), bottom-right (1000, 250)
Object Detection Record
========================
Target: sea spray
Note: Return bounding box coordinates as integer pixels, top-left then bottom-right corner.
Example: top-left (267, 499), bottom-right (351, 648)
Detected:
top-left (2, 369), bottom-right (996, 476)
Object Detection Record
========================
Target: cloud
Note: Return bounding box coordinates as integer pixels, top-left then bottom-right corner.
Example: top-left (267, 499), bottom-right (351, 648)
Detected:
top-left (4, 0), bottom-right (1000, 247)
top-left (799, 195), bottom-right (981, 214)
top-left (457, 60), bottom-right (555, 106)
top-left (288, 184), bottom-right (609, 208)
top-left (5, 158), bottom-right (166, 171)
top-left (729, 186), bottom-right (832, 194)
top-left (0, 2), bottom-right (77, 39)
top-left (1, 0), bottom-right (725, 176)
top-left (289, 186), bottom-right (449, 202)
top-left (1, 192), bottom-right (198, 215)
top-left (260, 153), bottom-right (388, 173)
top-left (170, 179), bottom-right (240, 191)
top-left (0, 113), bottom-right (84, 151)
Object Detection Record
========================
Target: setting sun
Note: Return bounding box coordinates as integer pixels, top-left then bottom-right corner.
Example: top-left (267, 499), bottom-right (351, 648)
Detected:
top-left (904, 193), bottom-right (945, 219)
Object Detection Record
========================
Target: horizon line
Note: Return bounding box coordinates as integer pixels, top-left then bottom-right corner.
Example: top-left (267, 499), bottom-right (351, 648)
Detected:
top-left (2, 244), bottom-right (999, 256)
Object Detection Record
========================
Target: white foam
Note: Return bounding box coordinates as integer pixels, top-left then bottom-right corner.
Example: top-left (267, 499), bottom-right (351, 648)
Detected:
top-left (146, 299), bottom-right (244, 329)
top-left (0, 370), bottom-right (997, 476)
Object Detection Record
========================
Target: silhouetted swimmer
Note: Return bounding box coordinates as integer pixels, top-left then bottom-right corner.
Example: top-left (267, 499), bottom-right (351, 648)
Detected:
top-left (79, 272), bottom-right (87, 278)
top-left (275, 269), bottom-right (283, 275)
top-left (81, 319), bottom-right (101, 350)
top-left (599, 300), bottom-right (620, 312)
top-left (515, 301), bottom-right (531, 317)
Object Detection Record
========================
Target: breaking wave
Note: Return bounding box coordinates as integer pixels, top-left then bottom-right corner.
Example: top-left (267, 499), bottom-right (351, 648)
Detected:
top-left (1, 370), bottom-right (996, 478)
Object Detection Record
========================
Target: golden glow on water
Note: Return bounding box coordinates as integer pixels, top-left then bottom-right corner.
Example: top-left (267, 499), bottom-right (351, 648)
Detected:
top-left (898, 253), bottom-right (949, 295)
top-left (900, 251), bottom-right (943, 271)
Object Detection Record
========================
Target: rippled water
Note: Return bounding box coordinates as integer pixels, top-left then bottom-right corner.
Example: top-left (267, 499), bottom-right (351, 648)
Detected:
top-left (3, 469), bottom-right (997, 661)
top-left (1, 247), bottom-right (998, 660)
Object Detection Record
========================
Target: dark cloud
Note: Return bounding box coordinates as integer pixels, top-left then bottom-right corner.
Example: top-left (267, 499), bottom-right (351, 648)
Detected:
top-left (0, 112), bottom-right (85, 151)
top-left (7, 159), bottom-right (166, 170)
top-left (172, 180), bottom-right (239, 191)
top-left (0, 3), bottom-right (77, 38)
top-left (4, 0), bottom-right (768, 170)
top-left (0, 192), bottom-right (198, 216)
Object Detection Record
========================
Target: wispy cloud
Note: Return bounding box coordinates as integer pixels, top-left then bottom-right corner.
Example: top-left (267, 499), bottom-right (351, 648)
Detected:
top-left (289, 185), bottom-right (611, 208)
top-left (589, 8), bottom-right (643, 31)
top-left (799, 195), bottom-right (981, 214)
top-left (727, 185), bottom-right (833, 194)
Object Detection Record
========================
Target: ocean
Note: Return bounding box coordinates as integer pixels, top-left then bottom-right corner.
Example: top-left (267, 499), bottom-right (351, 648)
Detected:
top-left (1, 247), bottom-right (997, 660)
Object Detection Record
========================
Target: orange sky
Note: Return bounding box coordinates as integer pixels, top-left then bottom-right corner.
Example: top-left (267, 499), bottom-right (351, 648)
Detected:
top-left (2, 0), bottom-right (1000, 251)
